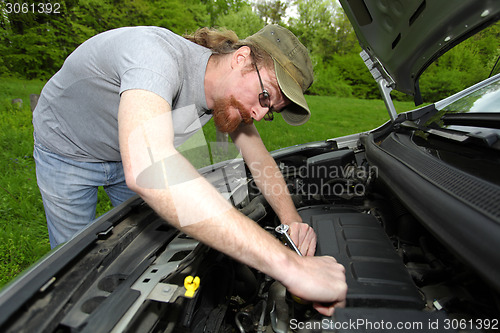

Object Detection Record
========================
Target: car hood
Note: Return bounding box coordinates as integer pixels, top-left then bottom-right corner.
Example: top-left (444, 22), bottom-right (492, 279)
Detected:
top-left (338, 0), bottom-right (500, 103)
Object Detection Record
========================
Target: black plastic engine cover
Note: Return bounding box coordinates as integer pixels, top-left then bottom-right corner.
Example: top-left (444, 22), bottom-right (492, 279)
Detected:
top-left (298, 205), bottom-right (423, 308)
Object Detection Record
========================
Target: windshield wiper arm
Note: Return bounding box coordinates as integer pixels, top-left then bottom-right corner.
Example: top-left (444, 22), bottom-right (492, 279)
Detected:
top-left (442, 112), bottom-right (500, 129)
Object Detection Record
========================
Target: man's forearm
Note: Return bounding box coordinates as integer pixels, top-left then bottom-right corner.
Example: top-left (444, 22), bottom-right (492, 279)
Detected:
top-left (246, 151), bottom-right (317, 256)
top-left (118, 90), bottom-right (295, 281)
top-left (128, 149), bottom-right (343, 315)
top-left (140, 169), bottom-right (347, 317)
top-left (130, 150), bottom-right (297, 283)
top-left (247, 153), bottom-right (302, 224)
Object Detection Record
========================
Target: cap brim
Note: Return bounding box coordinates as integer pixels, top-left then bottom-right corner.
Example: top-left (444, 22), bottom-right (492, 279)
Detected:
top-left (274, 61), bottom-right (311, 126)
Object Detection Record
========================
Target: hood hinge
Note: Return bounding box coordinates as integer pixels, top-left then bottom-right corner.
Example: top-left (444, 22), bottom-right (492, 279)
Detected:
top-left (360, 50), bottom-right (398, 121)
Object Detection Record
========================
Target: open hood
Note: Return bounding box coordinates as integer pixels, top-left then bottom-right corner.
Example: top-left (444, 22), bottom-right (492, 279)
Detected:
top-left (339, 0), bottom-right (500, 104)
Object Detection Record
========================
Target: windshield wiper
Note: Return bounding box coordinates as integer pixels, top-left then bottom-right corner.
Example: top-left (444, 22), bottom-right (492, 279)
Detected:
top-left (442, 113), bottom-right (500, 129)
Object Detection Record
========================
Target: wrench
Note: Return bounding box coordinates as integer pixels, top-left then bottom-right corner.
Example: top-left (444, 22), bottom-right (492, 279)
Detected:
top-left (275, 224), bottom-right (302, 256)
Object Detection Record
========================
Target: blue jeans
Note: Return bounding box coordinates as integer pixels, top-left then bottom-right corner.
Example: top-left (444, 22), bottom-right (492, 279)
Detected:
top-left (33, 137), bottom-right (136, 248)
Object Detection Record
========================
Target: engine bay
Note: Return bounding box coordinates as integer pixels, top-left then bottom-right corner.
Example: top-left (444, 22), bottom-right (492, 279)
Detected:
top-left (129, 133), bottom-right (499, 332)
top-left (206, 136), bottom-right (499, 332)
top-left (1, 134), bottom-right (499, 333)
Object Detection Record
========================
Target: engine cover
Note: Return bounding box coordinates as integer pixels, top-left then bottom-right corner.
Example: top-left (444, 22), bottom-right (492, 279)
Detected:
top-left (298, 205), bottom-right (423, 308)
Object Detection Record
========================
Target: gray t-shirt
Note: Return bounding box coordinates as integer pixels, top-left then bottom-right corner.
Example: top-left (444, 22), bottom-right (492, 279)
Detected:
top-left (33, 26), bottom-right (213, 162)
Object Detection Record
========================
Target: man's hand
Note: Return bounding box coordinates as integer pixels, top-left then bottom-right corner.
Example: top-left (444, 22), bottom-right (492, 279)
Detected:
top-left (289, 222), bottom-right (317, 256)
top-left (281, 255), bottom-right (347, 316)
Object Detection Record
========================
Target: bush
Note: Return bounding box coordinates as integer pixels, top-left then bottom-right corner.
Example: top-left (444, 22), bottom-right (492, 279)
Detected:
top-left (309, 59), bottom-right (353, 97)
top-left (333, 54), bottom-right (380, 100)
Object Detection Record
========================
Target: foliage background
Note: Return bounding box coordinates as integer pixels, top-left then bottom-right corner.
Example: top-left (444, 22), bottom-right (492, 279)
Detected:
top-left (1, 0), bottom-right (499, 103)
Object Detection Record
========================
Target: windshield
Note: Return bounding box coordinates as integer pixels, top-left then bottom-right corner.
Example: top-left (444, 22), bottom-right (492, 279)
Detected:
top-left (413, 76), bottom-right (500, 185)
top-left (429, 77), bottom-right (500, 137)
top-left (441, 79), bottom-right (500, 114)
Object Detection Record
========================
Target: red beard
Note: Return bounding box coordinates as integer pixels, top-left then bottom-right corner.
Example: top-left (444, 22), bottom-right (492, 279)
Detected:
top-left (212, 96), bottom-right (253, 133)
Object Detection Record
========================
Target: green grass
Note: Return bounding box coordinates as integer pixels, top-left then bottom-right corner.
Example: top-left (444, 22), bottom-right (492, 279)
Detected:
top-left (254, 95), bottom-right (414, 150)
top-left (0, 78), bottom-right (49, 288)
top-left (0, 77), bottom-right (415, 289)
top-left (0, 78), bottom-right (114, 288)
top-left (201, 96), bottom-right (414, 155)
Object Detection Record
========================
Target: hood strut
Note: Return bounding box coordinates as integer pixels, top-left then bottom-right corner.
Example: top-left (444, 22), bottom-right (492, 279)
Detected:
top-left (360, 50), bottom-right (398, 121)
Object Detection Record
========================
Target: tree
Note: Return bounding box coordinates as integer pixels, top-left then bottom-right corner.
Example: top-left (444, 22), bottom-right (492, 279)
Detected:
top-left (255, 0), bottom-right (288, 25)
top-left (215, 4), bottom-right (264, 38)
top-left (288, 0), bottom-right (338, 64)
top-left (330, 7), bottom-right (358, 55)
top-left (0, 0), bottom-right (75, 78)
top-left (0, 0), bottom-right (211, 79)
top-left (201, 0), bottom-right (248, 27)
top-left (419, 22), bottom-right (500, 102)
top-left (286, 0), bottom-right (363, 97)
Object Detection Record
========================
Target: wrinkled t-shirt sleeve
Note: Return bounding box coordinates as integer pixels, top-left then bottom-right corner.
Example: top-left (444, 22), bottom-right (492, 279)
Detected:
top-left (120, 67), bottom-right (177, 106)
top-left (116, 32), bottom-right (180, 106)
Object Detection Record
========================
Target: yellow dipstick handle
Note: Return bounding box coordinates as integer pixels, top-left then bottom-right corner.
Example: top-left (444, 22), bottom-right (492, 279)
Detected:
top-left (184, 276), bottom-right (200, 297)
